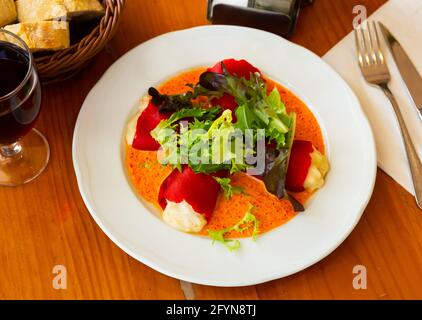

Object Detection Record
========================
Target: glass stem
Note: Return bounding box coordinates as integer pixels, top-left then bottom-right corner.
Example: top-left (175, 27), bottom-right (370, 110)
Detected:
top-left (0, 142), bottom-right (23, 158)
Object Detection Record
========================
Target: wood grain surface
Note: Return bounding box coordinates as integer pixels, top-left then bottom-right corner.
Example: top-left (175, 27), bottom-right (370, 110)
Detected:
top-left (1, 0), bottom-right (422, 300)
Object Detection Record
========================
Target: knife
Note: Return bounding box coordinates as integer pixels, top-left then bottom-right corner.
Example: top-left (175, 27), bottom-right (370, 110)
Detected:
top-left (379, 22), bottom-right (422, 121)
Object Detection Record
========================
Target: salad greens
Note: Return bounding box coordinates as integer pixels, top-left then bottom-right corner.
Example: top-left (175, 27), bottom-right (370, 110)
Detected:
top-left (213, 177), bottom-right (245, 200)
top-left (149, 66), bottom-right (302, 209)
top-left (208, 203), bottom-right (259, 251)
top-left (148, 86), bottom-right (221, 113)
top-left (200, 71), bottom-right (295, 149)
top-left (152, 107), bottom-right (252, 174)
top-left (150, 73), bottom-right (296, 171)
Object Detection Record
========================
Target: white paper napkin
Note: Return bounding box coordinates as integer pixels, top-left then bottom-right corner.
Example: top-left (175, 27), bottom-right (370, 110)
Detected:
top-left (323, 0), bottom-right (422, 195)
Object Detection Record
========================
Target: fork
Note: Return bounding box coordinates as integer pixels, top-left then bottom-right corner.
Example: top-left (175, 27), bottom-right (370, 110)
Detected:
top-left (354, 21), bottom-right (422, 210)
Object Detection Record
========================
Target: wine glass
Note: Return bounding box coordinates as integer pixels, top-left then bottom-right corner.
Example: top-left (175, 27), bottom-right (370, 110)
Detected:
top-left (0, 29), bottom-right (49, 186)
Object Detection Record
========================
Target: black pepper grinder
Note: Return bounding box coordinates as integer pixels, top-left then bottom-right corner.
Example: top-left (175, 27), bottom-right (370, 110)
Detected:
top-left (207, 0), bottom-right (314, 38)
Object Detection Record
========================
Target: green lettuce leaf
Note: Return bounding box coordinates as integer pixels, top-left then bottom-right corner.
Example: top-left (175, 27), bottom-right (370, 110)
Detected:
top-left (214, 177), bottom-right (245, 200)
top-left (226, 73), bottom-right (295, 149)
top-left (208, 204), bottom-right (260, 251)
top-left (152, 107), bottom-right (220, 137)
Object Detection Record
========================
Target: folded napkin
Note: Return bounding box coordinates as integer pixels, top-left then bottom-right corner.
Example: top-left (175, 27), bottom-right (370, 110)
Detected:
top-left (324, 0), bottom-right (422, 195)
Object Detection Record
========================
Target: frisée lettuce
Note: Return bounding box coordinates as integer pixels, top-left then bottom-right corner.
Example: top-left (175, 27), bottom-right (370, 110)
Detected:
top-left (208, 203), bottom-right (259, 251)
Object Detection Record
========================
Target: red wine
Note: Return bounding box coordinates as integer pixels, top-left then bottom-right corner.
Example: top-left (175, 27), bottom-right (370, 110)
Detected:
top-left (0, 41), bottom-right (41, 145)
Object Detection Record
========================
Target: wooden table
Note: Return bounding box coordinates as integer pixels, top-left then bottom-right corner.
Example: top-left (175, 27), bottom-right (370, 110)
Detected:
top-left (1, 0), bottom-right (421, 300)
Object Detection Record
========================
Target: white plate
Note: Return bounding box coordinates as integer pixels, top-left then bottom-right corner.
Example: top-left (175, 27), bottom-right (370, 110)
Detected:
top-left (73, 26), bottom-right (377, 287)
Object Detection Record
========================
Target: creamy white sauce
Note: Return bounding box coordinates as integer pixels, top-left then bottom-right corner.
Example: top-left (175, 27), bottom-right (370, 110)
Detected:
top-left (304, 148), bottom-right (330, 192)
top-left (162, 200), bottom-right (207, 233)
top-left (126, 95), bottom-right (150, 146)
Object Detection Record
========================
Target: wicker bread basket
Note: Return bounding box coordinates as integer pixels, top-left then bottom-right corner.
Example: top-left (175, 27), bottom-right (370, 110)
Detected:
top-left (35, 0), bottom-right (124, 83)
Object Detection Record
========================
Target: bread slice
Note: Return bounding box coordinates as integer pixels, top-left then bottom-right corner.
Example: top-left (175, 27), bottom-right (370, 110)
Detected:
top-left (16, 0), bottom-right (67, 22)
top-left (4, 21), bottom-right (70, 52)
top-left (63, 0), bottom-right (105, 19)
top-left (0, 0), bottom-right (18, 27)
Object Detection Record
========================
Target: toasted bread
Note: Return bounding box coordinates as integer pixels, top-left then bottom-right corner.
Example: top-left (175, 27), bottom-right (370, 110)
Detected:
top-left (4, 21), bottom-right (70, 52)
top-left (0, 0), bottom-right (18, 27)
top-left (64, 0), bottom-right (104, 19)
top-left (16, 0), bottom-right (67, 22)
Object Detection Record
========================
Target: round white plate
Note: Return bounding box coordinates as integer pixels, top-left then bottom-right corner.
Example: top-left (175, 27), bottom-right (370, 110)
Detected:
top-left (73, 26), bottom-right (376, 287)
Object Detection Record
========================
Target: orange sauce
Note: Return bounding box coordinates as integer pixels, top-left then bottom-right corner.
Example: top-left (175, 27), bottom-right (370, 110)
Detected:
top-left (126, 67), bottom-right (325, 238)
top-left (125, 148), bottom-right (172, 207)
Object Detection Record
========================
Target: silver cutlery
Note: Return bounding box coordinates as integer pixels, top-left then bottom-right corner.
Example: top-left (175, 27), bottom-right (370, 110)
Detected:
top-left (378, 22), bottom-right (422, 121)
top-left (354, 21), bottom-right (422, 210)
